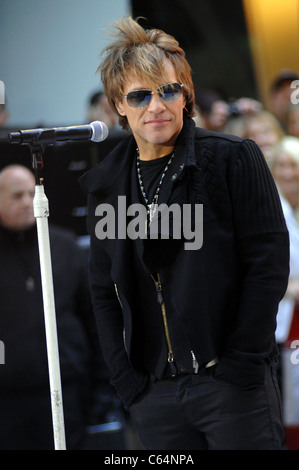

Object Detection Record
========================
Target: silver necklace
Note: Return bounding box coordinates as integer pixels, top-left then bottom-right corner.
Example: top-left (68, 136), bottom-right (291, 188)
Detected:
top-left (136, 149), bottom-right (175, 224)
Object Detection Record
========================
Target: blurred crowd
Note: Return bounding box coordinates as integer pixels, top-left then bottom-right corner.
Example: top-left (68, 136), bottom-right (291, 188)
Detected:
top-left (1, 68), bottom-right (299, 450)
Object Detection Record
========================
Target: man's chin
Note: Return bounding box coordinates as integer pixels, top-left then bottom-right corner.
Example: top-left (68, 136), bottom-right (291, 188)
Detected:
top-left (15, 220), bottom-right (36, 232)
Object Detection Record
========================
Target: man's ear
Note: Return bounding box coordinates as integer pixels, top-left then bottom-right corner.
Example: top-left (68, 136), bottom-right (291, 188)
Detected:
top-left (116, 101), bottom-right (126, 116)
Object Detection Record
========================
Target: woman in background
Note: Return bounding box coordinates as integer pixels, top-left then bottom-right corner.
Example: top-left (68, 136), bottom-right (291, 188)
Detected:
top-left (269, 136), bottom-right (299, 450)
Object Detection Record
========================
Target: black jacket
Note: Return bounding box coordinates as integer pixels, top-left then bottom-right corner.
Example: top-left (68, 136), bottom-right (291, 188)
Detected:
top-left (80, 117), bottom-right (289, 409)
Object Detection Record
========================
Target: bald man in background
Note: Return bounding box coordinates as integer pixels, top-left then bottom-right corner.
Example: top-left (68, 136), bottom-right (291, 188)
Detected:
top-left (0, 165), bottom-right (128, 449)
top-left (0, 164), bottom-right (127, 450)
top-left (0, 165), bottom-right (36, 230)
top-left (0, 164), bottom-right (93, 448)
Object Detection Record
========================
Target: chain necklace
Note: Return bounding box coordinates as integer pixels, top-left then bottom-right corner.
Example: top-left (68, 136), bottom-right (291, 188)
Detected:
top-left (136, 149), bottom-right (175, 224)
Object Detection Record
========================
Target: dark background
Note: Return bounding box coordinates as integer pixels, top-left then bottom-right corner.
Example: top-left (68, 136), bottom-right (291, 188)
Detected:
top-left (131, 0), bottom-right (258, 102)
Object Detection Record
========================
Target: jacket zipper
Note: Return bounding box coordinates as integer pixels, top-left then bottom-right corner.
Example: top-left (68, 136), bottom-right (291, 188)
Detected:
top-left (114, 283), bottom-right (128, 353)
top-left (151, 272), bottom-right (177, 376)
top-left (191, 350), bottom-right (199, 374)
top-left (114, 283), bottom-right (123, 307)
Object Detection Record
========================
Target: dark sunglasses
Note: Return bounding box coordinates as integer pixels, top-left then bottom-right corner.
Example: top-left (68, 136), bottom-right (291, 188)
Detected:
top-left (123, 82), bottom-right (184, 108)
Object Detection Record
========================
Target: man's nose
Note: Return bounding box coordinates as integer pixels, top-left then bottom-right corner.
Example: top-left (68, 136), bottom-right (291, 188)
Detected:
top-left (147, 93), bottom-right (167, 112)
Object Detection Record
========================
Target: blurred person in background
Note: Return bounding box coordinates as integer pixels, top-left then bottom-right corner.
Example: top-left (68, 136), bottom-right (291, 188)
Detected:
top-left (269, 137), bottom-right (299, 223)
top-left (243, 110), bottom-right (285, 163)
top-left (269, 137), bottom-right (299, 450)
top-left (0, 103), bottom-right (10, 140)
top-left (196, 88), bottom-right (262, 134)
top-left (268, 69), bottom-right (299, 131)
top-left (196, 89), bottom-right (230, 132)
top-left (286, 103), bottom-right (299, 139)
top-left (0, 103), bottom-right (9, 127)
top-left (0, 164), bottom-right (126, 450)
top-left (223, 114), bottom-right (247, 138)
top-left (86, 91), bottom-right (120, 129)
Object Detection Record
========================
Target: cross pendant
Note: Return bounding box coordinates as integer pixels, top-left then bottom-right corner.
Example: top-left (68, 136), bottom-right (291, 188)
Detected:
top-left (145, 202), bottom-right (157, 234)
top-left (149, 202), bottom-right (157, 224)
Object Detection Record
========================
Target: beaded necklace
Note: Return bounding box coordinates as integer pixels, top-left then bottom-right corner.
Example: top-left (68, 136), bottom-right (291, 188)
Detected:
top-left (136, 149), bottom-right (175, 224)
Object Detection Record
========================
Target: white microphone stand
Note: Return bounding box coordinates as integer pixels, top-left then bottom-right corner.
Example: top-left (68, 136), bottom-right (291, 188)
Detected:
top-left (31, 146), bottom-right (66, 450)
top-left (8, 122), bottom-right (108, 450)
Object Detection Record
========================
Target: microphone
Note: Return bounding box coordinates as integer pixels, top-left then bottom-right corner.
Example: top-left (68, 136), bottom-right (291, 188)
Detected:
top-left (8, 121), bottom-right (109, 144)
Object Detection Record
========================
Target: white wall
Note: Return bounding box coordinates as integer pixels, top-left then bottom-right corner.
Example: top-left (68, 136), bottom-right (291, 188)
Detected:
top-left (0, 0), bottom-right (130, 127)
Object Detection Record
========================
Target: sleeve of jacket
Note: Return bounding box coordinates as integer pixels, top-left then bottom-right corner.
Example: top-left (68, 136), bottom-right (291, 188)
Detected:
top-left (217, 139), bottom-right (290, 385)
top-left (87, 194), bottom-right (148, 409)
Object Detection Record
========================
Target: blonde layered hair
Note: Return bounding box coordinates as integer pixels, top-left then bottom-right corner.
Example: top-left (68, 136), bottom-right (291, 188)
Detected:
top-left (97, 17), bottom-right (195, 130)
top-left (269, 136), bottom-right (299, 170)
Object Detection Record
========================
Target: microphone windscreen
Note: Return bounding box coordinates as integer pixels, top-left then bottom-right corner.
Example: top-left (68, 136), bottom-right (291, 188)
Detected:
top-left (90, 121), bottom-right (109, 142)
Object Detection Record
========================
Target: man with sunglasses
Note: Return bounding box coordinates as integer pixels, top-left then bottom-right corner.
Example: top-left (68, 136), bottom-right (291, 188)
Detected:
top-left (80, 17), bottom-right (289, 450)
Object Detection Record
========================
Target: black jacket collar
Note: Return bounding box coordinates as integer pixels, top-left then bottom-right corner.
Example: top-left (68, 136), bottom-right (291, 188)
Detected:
top-left (79, 117), bottom-right (198, 198)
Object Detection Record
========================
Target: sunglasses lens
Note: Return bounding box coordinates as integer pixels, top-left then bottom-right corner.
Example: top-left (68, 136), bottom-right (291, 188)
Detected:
top-left (159, 83), bottom-right (182, 102)
top-left (126, 90), bottom-right (152, 108)
top-left (125, 83), bottom-right (183, 108)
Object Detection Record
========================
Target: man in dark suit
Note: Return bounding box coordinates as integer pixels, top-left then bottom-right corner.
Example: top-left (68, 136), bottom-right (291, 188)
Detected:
top-left (0, 164), bottom-right (125, 449)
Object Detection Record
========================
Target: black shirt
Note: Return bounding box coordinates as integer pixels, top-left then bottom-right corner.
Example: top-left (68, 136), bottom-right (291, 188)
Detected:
top-left (138, 153), bottom-right (172, 204)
